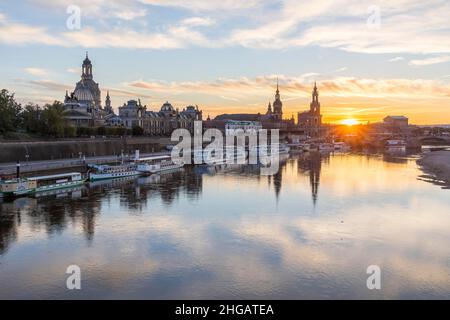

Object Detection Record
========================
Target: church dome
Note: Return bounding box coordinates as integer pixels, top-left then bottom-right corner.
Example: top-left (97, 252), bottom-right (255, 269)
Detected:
top-left (161, 101), bottom-right (174, 112)
top-left (74, 86), bottom-right (94, 102)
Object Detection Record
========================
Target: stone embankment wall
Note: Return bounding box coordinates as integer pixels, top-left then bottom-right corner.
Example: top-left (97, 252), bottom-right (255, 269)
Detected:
top-left (0, 137), bottom-right (172, 163)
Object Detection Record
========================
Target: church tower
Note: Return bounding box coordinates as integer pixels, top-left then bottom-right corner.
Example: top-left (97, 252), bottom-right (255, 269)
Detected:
top-left (272, 78), bottom-right (283, 121)
top-left (266, 102), bottom-right (272, 115)
top-left (105, 91), bottom-right (112, 114)
top-left (310, 81), bottom-right (320, 114)
top-left (82, 52), bottom-right (93, 80)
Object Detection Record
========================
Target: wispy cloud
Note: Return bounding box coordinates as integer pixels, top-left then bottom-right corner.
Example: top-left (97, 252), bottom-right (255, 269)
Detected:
top-left (1, 1), bottom-right (449, 56)
top-left (24, 67), bottom-right (48, 76)
top-left (409, 56), bottom-right (450, 66)
top-left (126, 75), bottom-right (450, 100)
top-left (66, 68), bottom-right (79, 74)
top-left (181, 17), bottom-right (215, 27)
top-left (29, 0), bottom-right (148, 21)
top-left (389, 57), bottom-right (404, 62)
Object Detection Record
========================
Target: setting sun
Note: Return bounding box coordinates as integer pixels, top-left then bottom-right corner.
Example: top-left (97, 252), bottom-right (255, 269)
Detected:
top-left (341, 119), bottom-right (359, 126)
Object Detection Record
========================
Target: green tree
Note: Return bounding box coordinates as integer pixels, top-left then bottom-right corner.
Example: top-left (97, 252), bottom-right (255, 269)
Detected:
top-left (97, 126), bottom-right (106, 136)
top-left (42, 101), bottom-right (65, 137)
top-left (64, 126), bottom-right (77, 138)
top-left (21, 103), bottom-right (42, 133)
top-left (0, 89), bottom-right (22, 133)
top-left (132, 125), bottom-right (144, 136)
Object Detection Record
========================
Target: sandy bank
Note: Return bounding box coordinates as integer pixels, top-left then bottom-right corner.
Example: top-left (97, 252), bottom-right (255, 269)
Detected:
top-left (417, 150), bottom-right (450, 182)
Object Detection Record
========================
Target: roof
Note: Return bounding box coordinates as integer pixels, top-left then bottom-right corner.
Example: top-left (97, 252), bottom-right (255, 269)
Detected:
top-left (136, 155), bottom-right (171, 161)
top-left (28, 172), bottom-right (82, 181)
top-left (215, 113), bottom-right (261, 121)
top-left (384, 116), bottom-right (408, 120)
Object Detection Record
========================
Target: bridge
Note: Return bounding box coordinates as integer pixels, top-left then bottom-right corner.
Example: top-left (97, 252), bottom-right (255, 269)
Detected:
top-left (418, 136), bottom-right (450, 145)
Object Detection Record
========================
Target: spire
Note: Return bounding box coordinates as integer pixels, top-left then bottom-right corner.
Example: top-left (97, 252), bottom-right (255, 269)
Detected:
top-left (275, 77), bottom-right (280, 101)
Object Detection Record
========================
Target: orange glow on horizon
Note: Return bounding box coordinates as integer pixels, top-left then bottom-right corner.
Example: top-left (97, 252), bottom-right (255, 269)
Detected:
top-left (340, 119), bottom-right (360, 126)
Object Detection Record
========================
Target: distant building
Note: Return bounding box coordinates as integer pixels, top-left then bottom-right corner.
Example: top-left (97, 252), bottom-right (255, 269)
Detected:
top-left (63, 53), bottom-right (112, 127)
top-left (383, 116), bottom-right (409, 127)
top-left (214, 80), bottom-right (292, 129)
top-left (118, 100), bottom-right (202, 135)
top-left (225, 120), bottom-right (262, 136)
top-left (297, 82), bottom-right (322, 137)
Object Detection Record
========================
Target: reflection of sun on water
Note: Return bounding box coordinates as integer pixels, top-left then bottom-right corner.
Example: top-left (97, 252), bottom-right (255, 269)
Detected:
top-left (341, 118), bottom-right (359, 126)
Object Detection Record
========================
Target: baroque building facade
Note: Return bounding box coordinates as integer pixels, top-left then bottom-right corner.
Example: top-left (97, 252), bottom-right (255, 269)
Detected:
top-left (118, 100), bottom-right (202, 135)
top-left (63, 53), bottom-right (112, 127)
top-left (63, 53), bottom-right (202, 135)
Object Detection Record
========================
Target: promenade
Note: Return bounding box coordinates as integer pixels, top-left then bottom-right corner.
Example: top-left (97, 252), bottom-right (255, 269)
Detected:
top-left (0, 151), bottom-right (170, 176)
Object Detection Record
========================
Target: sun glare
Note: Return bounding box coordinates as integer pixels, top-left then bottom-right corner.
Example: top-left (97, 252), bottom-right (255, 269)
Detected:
top-left (341, 118), bottom-right (359, 126)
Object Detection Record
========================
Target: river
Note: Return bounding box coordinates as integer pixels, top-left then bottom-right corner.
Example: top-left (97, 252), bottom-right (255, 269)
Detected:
top-left (0, 151), bottom-right (449, 299)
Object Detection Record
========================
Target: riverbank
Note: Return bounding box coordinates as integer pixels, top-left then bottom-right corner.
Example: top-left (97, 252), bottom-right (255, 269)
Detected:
top-left (0, 136), bottom-right (172, 163)
top-left (417, 150), bottom-right (450, 182)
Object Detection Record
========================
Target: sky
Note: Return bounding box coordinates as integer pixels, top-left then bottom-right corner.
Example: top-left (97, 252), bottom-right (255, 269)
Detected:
top-left (0, 0), bottom-right (449, 124)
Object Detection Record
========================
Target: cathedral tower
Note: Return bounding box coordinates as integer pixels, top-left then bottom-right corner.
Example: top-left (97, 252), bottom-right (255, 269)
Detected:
top-left (272, 78), bottom-right (283, 121)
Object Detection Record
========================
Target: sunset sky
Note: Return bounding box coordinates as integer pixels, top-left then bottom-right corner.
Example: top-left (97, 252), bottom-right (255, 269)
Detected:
top-left (0, 0), bottom-right (449, 124)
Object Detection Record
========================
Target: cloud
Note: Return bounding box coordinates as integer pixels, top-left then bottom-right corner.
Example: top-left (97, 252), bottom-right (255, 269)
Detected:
top-left (126, 75), bottom-right (450, 100)
top-left (1, 1), bottom-right (449, 56)
top-left (24, 68), bottom-right (48, 76)
top-left (0, 17), bottom-right (60, 46)
top-left (389, 57), bottom-right (404, 62)
top-left (409, 56), bottom-right (450, 66)
top-left (334, 67), bottom-right (347, 73)
top-left (181, 17), bottom-right (215, 27)
top-left (29, 0), bottom-right (148, 21)
top-left (66, 68), bottom-right (79, 74)
top-left (139, 0), bottom-right (264, 11)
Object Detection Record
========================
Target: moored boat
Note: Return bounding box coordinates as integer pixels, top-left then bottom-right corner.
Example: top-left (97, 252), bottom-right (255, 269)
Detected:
top-left (385, 139), bottom-right (406, 152)
top-left (0, 172), bottom-right (85, 198)
top-left (88, 163), bottom-right (140, 181)
top-left (136, 155), bottom-right (185, 173)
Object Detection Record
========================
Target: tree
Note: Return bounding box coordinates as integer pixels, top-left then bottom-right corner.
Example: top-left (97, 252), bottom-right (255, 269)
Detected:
top-left (132, 125), bottom-right (144, 136)
top-left (42, 101), bottom-right (65, 137)
top-left (21, 103), bottom-right (42, 133)
top-left (97, 126), bottom-right (106, 136)
top-left (0, 89), bottom-right (22, 133)
top-left (64, 126), bottom-right (77, 138)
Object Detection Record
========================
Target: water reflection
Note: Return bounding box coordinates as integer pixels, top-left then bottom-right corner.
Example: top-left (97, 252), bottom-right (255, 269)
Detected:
top-left (1, 152), bottom-right (450, 299)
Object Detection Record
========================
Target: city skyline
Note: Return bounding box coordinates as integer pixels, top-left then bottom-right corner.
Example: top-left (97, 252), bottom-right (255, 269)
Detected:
top-left (1, 1), bottom-right (450, 125)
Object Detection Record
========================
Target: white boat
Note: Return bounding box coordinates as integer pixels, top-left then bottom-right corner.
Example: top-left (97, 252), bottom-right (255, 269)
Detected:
top-left (319, 143), bottom-right (334, 151)
top-left (0, 172), bottom-right (85, 198)
top-left (136, 155), bottom-right (184, 173)
top-left (385, 139), bottom-right (406, 152)
top-left (251, 143), bottom-right (290, 157)
top-left (333, 142), bottom-right (351, 151)
top-left (194, 146), bottom-right (247, 165)
top-left (88, 164), bottom-right (140, 181)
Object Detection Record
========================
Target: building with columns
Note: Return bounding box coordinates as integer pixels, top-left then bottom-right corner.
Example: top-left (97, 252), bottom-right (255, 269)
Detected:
top-left (118, 100), bottom-right (202, 135)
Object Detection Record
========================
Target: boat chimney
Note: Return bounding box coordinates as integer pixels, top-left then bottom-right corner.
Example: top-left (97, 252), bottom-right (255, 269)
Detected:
top-left (134, 149), bottom-right (140, 161)
top-left (16, 160), bottom-right (20, 179)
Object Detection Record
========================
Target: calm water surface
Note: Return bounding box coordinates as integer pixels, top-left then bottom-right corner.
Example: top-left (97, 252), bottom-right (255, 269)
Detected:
top-left (1, 152), bottom-right (450, 299)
